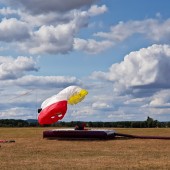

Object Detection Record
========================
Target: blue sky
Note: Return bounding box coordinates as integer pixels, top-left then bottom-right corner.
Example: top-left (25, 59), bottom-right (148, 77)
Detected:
top-left (0, 0), bottom-right (170, 122)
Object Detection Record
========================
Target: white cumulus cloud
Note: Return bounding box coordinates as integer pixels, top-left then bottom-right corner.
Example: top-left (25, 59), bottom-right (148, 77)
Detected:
top-left (88, 5), bottom-right (107, 16)
top-left (74, 38), bottom-right (113, 54)
top-left (95, 19), bottom-right (170, 43)
top-left (92, 44), bottom-right (170, 95)
top-left (0, 18), bottom-right (30, 42)
top-left (0, 56), bottom-right (38, 80)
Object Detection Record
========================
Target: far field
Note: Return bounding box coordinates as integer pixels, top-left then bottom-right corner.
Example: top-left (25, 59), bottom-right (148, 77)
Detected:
top-left (0, 127), bottom-right (170, 170)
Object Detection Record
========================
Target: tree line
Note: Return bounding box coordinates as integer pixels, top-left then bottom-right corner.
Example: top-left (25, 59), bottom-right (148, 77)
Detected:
top-left (0, 117), bottom-right (170, 128)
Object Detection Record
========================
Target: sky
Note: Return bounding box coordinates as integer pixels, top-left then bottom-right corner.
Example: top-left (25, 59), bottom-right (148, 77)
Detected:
top-left (0, 0), bottom-right (170, 122)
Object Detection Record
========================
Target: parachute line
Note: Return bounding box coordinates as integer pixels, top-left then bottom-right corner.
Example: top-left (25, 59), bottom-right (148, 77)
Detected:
top-left (115, 133), bottom-right (170, 140)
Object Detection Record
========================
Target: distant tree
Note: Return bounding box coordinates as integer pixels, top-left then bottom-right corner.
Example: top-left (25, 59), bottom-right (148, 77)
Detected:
top-left (146, 116), bottom-right (158, 128)
top-left (131, 121), bottom-right (141, 128)
top-left (167, 122), bottom-right (170, 128)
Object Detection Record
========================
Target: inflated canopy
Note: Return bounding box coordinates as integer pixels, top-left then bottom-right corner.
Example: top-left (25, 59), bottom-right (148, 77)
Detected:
top-left (38, 86), bottom-right (88, 125)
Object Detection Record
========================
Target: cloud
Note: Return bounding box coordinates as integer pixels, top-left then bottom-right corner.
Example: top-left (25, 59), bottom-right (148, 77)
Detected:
top-left (145, 90), bottom-right (170, 108)
top-left (92, 102), bottom-right (111, 110)
top-left (0, 55), bottom-right (81, 99)
top-left (88, 5), bottom-right (107, 16)
top-left (0, 56), bottom-right (38, 80)
top-left (17, 8), bottom-right (91, 54)
top-left (95, 19), bottom-right (170, 43)
top-left (0, 107), bottom-right (36, 120)
top-left (91, 92), bottom-right (114, 111)
top-left (3, 0), bottom-right (97, 14)
top-left (20, 12), bottom-right (74, 27)
top-left (21, 24), bottom-right (76, 54)
top-left (1, 75), bottom-right (80, 89)
top-left (19, 5), bottom-right (108, 55)
top-left (0, 18), bottom-right (30, 42)
top-left (74, 38), bottom-right (113, 54)
top-left (91, 44), bottom-right (170, 95)
top-left (0, 7), bottom-right (19, 16)
top-left (20, 75), bottom-right (79, 87)
top-left (124, 97), bottom-right (147, 107)
top-left (1, 3), bottom-right (170, 56)
top-left (0, 2), bottom-right (109, 55)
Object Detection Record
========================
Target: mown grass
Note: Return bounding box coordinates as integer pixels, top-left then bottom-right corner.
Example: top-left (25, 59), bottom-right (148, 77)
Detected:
top-left (0, 127), bottom-right (170, 170)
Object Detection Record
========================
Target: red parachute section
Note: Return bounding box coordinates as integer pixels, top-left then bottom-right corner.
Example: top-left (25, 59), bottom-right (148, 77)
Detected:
top-left (38, 100), bottom-right (67, 125)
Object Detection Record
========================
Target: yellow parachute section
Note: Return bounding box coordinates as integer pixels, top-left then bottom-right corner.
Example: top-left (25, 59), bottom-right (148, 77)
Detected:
top-left (68, 89), bottom-right (88, 105)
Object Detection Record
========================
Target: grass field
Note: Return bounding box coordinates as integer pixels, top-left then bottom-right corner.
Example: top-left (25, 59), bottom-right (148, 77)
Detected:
top-left (0, 127), bottom-right (170, 170)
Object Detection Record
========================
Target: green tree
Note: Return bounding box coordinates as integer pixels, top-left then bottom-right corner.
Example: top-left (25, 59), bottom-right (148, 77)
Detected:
top-left (146, 116), bottom-right (158, 128)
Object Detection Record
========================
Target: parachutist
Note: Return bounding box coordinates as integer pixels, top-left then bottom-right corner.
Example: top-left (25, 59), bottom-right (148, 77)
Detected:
top-left (38, 108), bottom-right (42, 113)
top-left (75, 122), bottom-right (86, 130)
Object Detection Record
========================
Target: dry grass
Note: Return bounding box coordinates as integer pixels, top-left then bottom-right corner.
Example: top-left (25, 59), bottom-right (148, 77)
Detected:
top-left (0, 127), bottom-right (170, 170)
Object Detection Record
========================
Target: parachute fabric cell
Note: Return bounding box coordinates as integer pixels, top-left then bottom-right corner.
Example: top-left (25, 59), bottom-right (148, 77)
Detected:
top-left (38, 101), bottom-right (67, 125)
top-left (68, 89), bottom-right (88, 105)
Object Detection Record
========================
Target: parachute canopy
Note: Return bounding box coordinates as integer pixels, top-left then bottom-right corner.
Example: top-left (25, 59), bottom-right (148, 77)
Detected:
top-left (38, 86), bottom-right (88, 125)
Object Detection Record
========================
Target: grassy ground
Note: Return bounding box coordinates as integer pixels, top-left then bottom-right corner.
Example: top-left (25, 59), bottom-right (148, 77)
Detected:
top-left (0, 127), bottom-right (170, 170)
